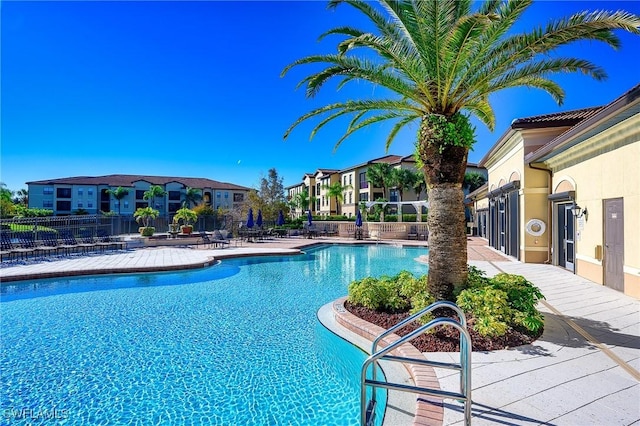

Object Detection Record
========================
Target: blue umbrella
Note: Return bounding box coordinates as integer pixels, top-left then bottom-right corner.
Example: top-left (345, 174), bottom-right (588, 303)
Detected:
top-left (256, 209), bottom-right (263, 228)
top-left (246, 208), bottom-right (254, 228)
top-left (307, 210), bottom-right (313, 226)
top-left (276, 210), bottom-right (285, 226)
top-left (355, 209), bottom-right (363, 227)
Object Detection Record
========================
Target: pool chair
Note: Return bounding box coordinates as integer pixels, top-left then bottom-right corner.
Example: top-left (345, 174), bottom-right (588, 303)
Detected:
top-left (59, 230), bottom-right (96, 255)
top-left (407, 225), bottom-right (418, 240)
top-left (38, 231), bottom-right (62, 257)
top-left (96, 229), bottom-right (126, 251)
top-left (4, 232), bottom-right (37, 260)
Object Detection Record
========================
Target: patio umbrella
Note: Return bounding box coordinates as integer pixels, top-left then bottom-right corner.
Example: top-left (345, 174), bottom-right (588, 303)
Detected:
top-left (355, 209), bottom-right (363, 227)
top-left (307, 210), bottom-right (313, 226)
top-left (246, 208), bottom-right (254, 228)
top-left (276, 210), bottom-right (285, 226)
top-left (256, 209), bottom-right (263, 228)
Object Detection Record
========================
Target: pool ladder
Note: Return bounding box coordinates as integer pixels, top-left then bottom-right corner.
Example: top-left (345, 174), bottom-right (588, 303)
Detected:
top-left (360, 301), bottom-right (472, 426)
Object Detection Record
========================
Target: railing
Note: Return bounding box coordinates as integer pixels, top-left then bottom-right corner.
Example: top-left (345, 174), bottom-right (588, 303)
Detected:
top-left (361, 301), bottom-right (472, 426)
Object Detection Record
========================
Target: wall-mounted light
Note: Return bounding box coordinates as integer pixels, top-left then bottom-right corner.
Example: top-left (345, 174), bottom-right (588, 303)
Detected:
top-left (571, 204), bottom-right (588, 219)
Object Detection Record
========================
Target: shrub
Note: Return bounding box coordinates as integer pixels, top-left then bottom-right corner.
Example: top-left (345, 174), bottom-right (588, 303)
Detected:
top-left (348, 277), bottom-right (390, 310)
top-left (348, 271), bottom-right (430, 314)
top-left (457, 273), bottom-right (545, 337)
top-left (490, 273), bottom-right (545, 333)
top-left (457, 287), bottom-right (511, 337)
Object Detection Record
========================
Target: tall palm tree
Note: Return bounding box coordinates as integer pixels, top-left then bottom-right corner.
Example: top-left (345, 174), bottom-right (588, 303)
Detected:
top-left (389, 168), bottom-right (417, 202)
top-left (14, 189), bottom-right (29, 206)
top-left (295, 189), bottom-right (312, 215)
top-left (463, 172), bottom-right (487, 194)
top-left (183, 187), bottom-right (202, 208)
top-left (143, 185), bottom-right (166, 209)
top-left (283, 0), bottom-right (639, 300)
top-left (106, 186), bottom-right (129, 215)
top-left (366, 162), bottom-right (392, 200)
top-left (321, 182), bottom-right (353, 215)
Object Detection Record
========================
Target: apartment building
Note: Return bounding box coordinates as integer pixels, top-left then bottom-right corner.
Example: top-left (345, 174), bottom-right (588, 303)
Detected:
top-left (27, 174), bottom-right (251, 216)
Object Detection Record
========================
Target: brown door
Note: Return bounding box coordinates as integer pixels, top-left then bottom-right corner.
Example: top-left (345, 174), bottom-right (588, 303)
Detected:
top-left (604, 198), bottom-right (624, 292)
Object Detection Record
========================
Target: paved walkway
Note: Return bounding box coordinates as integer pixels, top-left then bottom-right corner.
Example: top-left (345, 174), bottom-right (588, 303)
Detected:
top-left (1, 237), bottom-right (638, 425)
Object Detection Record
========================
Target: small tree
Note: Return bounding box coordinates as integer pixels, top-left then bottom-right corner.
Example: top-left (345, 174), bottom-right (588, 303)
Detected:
top-left (106, 186), bottom-right (129, 215)
top-left (134, 207), bottom-right (159, 236)
top-left (143, 185), bottom-right (166, 209)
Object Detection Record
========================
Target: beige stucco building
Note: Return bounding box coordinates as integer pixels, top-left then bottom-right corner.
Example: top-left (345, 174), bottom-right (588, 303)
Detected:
top-left (475, 84), bottom-right (640, 298)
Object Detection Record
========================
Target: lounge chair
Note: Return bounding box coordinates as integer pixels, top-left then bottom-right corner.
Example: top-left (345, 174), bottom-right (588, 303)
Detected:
top-left (38, 231), bottom-right (62, 257)
top-left (407, 226), bottom-right (418, 240)
top-left (96, 229), bottom-right (126, 251)
top-left (59, 230), bottom-right (96, 255)
top-left (5, 232), bottom-right (37, 260)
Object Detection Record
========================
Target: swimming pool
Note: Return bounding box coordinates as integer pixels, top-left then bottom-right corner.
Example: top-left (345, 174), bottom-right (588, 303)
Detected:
top-left (1, 244), bottom-right (427, 425)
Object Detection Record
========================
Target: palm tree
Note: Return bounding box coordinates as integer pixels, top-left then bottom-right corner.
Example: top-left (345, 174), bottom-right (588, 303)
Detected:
top-left (295, 189), bottom-right (312, 215)
top-left (106, 186), bottom-right (129, 215)
top-left (413, 172), bottom-right (426, 201)
top-left (283, 0), bottom-right (639, 300)
top-left (143, 185), bottom-right (166, 209)
top-left (321, 182), bottom-right (353, 215)
top-left (463, 172), bottom-right (487, 194)
top-left (366, 162), bottom-right (392, 200)
top-left (390, 168), bottom-right (417, 202)
top-left (13, 189), bottom-right (29, 206)
top-left (183, 187), bottom-right (202, 208)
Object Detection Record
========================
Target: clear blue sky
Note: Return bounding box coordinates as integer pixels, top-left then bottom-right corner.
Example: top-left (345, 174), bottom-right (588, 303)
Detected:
top-left (2, 1), bottom-right (639, 193)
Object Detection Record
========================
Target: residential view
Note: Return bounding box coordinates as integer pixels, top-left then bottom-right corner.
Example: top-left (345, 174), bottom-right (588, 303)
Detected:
top-left (1, 1), bottom-right (639, 426)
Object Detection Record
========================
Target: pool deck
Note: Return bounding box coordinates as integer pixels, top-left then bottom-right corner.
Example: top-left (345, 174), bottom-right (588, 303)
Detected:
top-left (1, 236), bottom-right (638, 425)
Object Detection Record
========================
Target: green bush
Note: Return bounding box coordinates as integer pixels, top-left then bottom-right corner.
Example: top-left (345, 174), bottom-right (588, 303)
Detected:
top-left (348, 271), bottom-right (430, 314)
top-left (457, 287), bottom-right (511, 337)
top-left (348, 277), bottom-right (391, 310)
top-left (457, 273), bottom-right (545, 337)
top-left (490, 273), bottom-right (545, 333)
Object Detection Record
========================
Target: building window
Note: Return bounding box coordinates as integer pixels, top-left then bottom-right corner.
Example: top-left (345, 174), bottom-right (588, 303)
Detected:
top-left (359, 172), bottom-right (368, 189)
top-left (343, 176), bottom-right (347, 185)
top-left (348, 192), bottom-right (352, 204)
top-left (217, 192), bottom-right (221, 198)
top-left (349, 175), bottom-right (352, 185)
top-left (359, 193), bottom-right (369, 202)
top-left (233, 193), bottom-right (244, 202)
top-left (135, 202), bottom-right (147, 210)
top-left (390, 189), bottom-right (399, 202)
top-left (43, 187), bottom-right (53, 195)
top-left (43, 200), bottom-right (53, 208)
top-left (224, 192), bottom-right (229, 198)
top-left (88, 189), bottom-right (94, 196)
top-left (168, 191), bottom-right (181, 201)
top-left (169, 203), bottom-right (181, 213)
top-left (88, 202), bottom-right (93, 208)
top-left (57, 188), bottom-right (72, 198)
top-left (124, 201), bottom-right (129, 209)
top-left (77, 202), bottom-right (84, 208)
top-left (57, 200), bottom-right (71, 211)
top-left (136, 190), bottom-right (145, 200)
top-left (78, 188), bottom-right (83, 196)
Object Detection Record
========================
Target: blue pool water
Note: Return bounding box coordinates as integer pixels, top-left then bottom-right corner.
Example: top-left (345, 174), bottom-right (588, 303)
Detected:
top-left (1, 244), bottom-right (427, 425)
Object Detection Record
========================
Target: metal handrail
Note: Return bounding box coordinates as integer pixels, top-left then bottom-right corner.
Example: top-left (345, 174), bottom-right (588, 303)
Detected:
top-left (361, 302), bottom-right (472, 426)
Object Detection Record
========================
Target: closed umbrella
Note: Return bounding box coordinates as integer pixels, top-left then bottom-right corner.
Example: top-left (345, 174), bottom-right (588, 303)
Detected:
top-left (307, 210), bottom-right (313, 226)
top-left (256, 209), bottom-right (263, 228)
top-left (276, 210), bottom-right (285, 226)
top-left (355, 209), bottom-right (363, 227)
top-left (246, 208), bottom-right (254, 228)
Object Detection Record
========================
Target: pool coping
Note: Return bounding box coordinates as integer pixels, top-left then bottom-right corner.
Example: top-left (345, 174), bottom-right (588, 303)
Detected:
top-left (331, 297), bottom-right (444, 426)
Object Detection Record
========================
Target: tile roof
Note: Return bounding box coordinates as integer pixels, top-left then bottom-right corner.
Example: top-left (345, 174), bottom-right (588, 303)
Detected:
top-left (26, 174), bottom-right (251, 190)
top-left (511, 106), bottom-right (603, 128)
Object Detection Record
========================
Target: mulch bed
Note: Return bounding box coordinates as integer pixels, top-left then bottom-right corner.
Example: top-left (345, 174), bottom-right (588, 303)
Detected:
top-left (344, 301), bottom-right (543, 352)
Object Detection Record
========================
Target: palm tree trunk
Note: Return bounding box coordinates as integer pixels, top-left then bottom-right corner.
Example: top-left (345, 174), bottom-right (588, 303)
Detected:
top-left (426, 182), bottom-right (468, 300)
top-left (418, 121), bottom-right (469, 301)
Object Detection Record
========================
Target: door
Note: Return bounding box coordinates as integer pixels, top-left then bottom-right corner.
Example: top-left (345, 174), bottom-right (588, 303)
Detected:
top-left (556, 203), bottom-right (575, 271)
top-left (604, 198), bottom-right (624, 292)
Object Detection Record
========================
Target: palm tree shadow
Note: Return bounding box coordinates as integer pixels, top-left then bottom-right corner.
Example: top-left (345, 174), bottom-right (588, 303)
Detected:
top-left (507, 311), bottom-right (640, 358)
